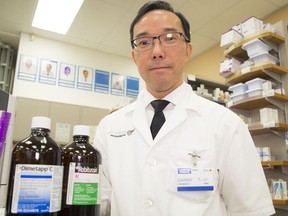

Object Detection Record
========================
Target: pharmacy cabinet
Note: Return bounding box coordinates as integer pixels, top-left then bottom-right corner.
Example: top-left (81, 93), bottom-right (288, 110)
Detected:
top-left (186, 74), bottom-right (229, 105)
top-left (0, 43), bottom-right (14, 93)
top-left (222, 20), bottom-right (288, 208)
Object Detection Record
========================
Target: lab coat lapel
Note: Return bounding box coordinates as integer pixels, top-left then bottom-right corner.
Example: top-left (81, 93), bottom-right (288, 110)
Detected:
top-left (131, 84), bottom-right (197, 144)
top-left (153, 103), bottom-right (188, 142)
top-left (153, 85), bottom-right (197, 143)
top-left (132, 101), bottom-right (153, 144)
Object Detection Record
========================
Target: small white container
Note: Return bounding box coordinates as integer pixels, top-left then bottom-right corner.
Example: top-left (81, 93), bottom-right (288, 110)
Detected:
top-left (242, 39), bottom-right (271, 57)
top-left (241, 16), bottom-right (263, 37)
top-left (228, 83), bottom-right (247, 95)
top-left (250, 52), bottom-right (278, 66)
top-left (245, 78), bottom-right (266, 91)
top-left (220, 29), bottom-right (243, 48)
top-left (220, 58), bottom-right (241, 77)
top-left (246, 88), bottom-right (263, 97)
top-left (230, 92), bottom-right (247, 103)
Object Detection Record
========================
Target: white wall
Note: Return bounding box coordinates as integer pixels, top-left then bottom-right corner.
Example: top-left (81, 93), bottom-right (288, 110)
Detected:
top-left (12, 33), bottom-right (143, 110)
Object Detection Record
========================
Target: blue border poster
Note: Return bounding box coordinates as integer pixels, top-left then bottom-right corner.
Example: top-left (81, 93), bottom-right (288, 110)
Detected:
top-left (126, 76), bottom-right (139, 98)
top-left (94, 70), bottom-right (109, 94)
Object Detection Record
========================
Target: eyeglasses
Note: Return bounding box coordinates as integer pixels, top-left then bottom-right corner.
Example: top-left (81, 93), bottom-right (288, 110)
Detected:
top-left (131, 32), bottom-right (189, 52)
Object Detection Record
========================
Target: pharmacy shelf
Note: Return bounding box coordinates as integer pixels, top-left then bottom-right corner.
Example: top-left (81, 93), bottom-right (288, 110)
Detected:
top-left (195, 92), bottom-right (227, 105)
top-left (249, 123), bottom-right (288, 136)
top-left (228, 93), bottom-right (288, 110)
top-left (262, 161), bottom-right (288, 167)
top-left (224, 30), bottom-right (285, 59)
top-left (273, 199), bottom-right (288, 205)
top-left (226, 63), bottom-right (288, 85)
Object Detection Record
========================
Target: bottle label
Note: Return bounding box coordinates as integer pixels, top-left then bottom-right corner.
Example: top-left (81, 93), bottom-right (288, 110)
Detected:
top-left (11, 164), bottom-right (64, 214)
top-left (66, 162), bottom-right (100, 205)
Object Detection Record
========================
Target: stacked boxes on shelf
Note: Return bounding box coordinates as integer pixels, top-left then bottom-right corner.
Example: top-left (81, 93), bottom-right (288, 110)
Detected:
top-left (220, 16), bottom-right (279, 78)
top-left (228, 78), bottom-right (271, 103)
top-left (242, 39), bottom-right (279, 67)
top-left (221, 19), bottom-right (288, 206)
top-left (257, 147), bottom-right (272, 162)
top-left (220, 58), bottom-right (241, 77)
top-left (220, 29), bottom-right (243, 49)
top-left (245, 78), bottom-right (267, 97)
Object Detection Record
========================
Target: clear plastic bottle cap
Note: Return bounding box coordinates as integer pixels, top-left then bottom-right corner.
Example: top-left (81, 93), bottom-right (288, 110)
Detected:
top-left (73, 125), bottom-right (90, 136)
top-left (31, 116), bottom-right (51, 129)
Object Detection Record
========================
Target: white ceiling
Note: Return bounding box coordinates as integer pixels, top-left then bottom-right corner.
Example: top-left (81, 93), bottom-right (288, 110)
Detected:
top-left (0, 0), bottom-right (288, 59)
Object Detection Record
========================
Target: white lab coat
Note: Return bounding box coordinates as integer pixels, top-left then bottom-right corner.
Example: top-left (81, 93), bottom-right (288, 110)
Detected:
top-left (94, 83), bottom-right (275, 216)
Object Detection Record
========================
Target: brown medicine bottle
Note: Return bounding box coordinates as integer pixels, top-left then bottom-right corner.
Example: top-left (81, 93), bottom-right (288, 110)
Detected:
top-left (61, 125), bottom-right (102, 216)
top-left (5, 116), bottom-right (63, 216)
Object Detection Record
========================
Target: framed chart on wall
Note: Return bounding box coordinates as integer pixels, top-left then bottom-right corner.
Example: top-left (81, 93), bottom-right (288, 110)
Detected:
top-left (18, 54), bottom-right (38, 82)
top-left (39, 59), bottom-right (58, 85)
top-left (94, 69), bottom-right (110, 94)
top-left (77, 66), bottom-right (93, 91)
top-left (111, 73), bottom-right (125, 96)
top-left (58, 63), bottom-right (76, 88)
top-left (126, 76), bottom-right (139, 98)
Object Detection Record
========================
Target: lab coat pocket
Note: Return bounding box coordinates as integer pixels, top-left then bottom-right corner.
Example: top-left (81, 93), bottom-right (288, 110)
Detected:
top-left (166, 148), bottom-right (217, 203)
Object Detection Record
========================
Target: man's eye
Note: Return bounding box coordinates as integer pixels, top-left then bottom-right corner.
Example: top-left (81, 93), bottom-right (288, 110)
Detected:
top-left (165, 35), bottom-right (175, 41)
top-left (138, 39), bottom-right (150, 46)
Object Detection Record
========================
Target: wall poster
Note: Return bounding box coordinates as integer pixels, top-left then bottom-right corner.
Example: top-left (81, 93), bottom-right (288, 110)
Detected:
top-left (94, 69), bottom-right (109, 94)
top-left (126, 76), bottom-right (139, 98)
top-left (39, 59), bottom-right (58, 85)
top-left (77, 66), bottom-right (93, 91)
top-left (18, 54), bottom-right (38, 82)
top-left (58, 63), bottom-right (76, 88)
top-left (111, 73), bottom-right (125, 96)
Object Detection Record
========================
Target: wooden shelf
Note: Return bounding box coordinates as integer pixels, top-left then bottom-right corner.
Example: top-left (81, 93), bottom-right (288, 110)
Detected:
top-left (224, 30), bottom-right (285, 59)
top-left (262, 161), bottom-right (288, 167)
top-left (226, 63), bottom-right (288, 85)
top-left (229, 93), bottom-right (288, 110)
top-left (249, 123), bottom-right (288, 136)
top-left (273, 199), bottom-right (288, 205)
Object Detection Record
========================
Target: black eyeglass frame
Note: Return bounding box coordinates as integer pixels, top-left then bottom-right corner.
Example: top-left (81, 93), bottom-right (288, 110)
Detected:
top-left (131, 32), bottom-right (190, 51)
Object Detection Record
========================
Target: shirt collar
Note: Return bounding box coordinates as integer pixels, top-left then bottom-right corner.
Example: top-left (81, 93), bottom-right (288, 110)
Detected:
top-left (142, 83), bottom-right (187, 108)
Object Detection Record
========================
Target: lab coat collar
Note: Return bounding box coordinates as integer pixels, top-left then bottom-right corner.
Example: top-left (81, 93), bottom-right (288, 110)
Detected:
top-left (129, 83), bottom-right (203, 145)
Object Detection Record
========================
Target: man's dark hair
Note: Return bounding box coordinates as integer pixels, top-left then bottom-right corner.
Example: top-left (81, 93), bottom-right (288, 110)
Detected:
top-left (129, 0), bottom-right (191, 48)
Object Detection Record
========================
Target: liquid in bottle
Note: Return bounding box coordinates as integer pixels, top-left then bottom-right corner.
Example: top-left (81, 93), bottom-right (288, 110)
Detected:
top-left (5, 116), bottom-right (63, 216)
top-left (61, 125), bottom-right (102, 216)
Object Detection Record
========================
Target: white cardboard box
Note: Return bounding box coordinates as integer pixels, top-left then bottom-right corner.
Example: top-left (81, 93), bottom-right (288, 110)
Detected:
top-left (245, 78), bottom-right (266, 91)
top-left (241, 16), bottom-right (263, 37)
top-left (260, 108), bottom-right (279, 126)
top-left (228, 83), bottom-right (247, 95)
top-left (242, 38), bottom-right (272, 57)
top-left (246, 88), bottom-right (263, 97)
top-left (220, 58), bottom-right (241, 77)
top-left (230, 92), bottom-right (247, 103)
top-left (250, 52), bottom-right (279, 66)
top-left (220, 29), bottom-right (243, 48)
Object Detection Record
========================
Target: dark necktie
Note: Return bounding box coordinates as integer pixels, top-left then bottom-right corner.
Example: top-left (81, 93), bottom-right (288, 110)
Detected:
top-left (150, 100), bottom-right (170, 139)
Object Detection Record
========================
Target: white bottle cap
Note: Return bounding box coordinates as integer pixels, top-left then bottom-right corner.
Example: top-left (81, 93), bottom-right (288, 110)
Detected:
top-left (31, 116), bottom-right (51, 130)
top-left (73, 125), bottom-right (90, 136)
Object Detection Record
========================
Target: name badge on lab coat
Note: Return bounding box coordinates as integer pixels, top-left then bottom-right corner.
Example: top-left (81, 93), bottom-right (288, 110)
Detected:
top-left (177, 168), bottom-right (214, 192)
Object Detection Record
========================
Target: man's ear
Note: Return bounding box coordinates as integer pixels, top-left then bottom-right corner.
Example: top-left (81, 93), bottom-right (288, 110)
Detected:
top-left (132, 50), bottom-right (137, 64)
top-left (185, 43), bottom-right (192, 62)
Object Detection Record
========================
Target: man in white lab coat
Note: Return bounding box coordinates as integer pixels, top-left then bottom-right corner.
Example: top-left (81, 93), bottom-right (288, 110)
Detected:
top-left (94, 1), bottom-right (275, 215)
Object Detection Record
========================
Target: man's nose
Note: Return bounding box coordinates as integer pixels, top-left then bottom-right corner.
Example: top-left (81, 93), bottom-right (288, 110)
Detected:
top-left (151, 39), bottom-right (164, 59)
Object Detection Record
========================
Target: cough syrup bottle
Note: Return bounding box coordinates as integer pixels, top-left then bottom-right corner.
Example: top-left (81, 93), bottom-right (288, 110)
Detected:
top-left (61, 125), bottom-right (102, 216)
top-left (5, 116), bottom-right (63, 216)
